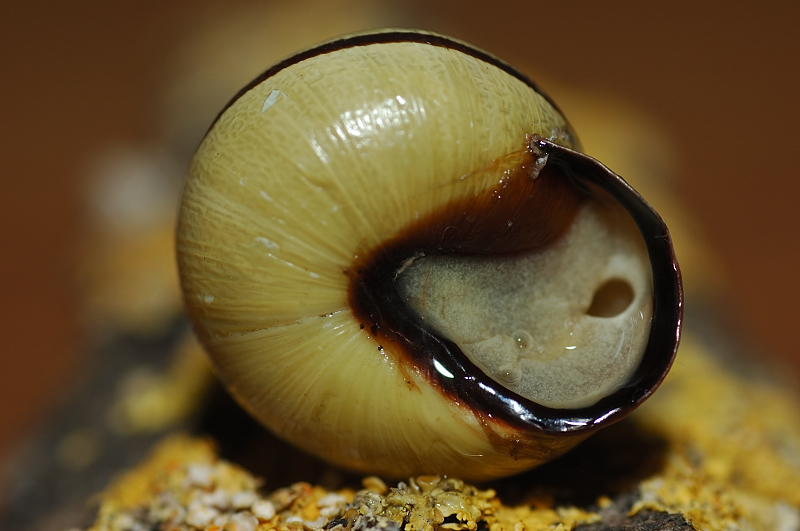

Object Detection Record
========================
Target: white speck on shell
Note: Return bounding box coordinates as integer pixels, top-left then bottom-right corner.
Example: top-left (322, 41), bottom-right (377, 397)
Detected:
top-left (262, 89), bottom-right (283, 112)
top-left (254, 237), bottom-right (280, 250)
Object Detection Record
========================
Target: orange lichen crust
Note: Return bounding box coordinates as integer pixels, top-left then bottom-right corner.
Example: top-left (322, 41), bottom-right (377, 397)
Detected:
top-left (85, 435), bottom-right (602, 531)
top-left (627, 332), bottom-right (800, 530)
top-left (83, 332), bottom-right (800, 531)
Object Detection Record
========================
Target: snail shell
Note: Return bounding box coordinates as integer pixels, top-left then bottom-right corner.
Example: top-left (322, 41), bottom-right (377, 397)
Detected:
top-left (177, 30), bottom-right (682, 480)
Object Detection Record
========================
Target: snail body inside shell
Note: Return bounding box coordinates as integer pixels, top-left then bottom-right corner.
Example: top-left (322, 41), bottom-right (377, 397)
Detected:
top-left (177, 30), bottom-right (681, 480)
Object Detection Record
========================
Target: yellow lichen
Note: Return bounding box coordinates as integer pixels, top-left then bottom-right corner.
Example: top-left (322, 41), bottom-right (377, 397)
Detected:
top-left (85, 332), bottom-right (800, 531)
top-left (106, 333), bottom-right (213, 435)
top-left (627, 332), bottom-right (800, 530)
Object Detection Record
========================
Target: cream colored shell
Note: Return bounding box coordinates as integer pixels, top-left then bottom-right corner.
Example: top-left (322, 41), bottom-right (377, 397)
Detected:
top-left (178, 38), bottom-right (591, 479)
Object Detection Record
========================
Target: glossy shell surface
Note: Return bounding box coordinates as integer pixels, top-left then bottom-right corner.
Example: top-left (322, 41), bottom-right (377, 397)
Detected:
top-left (177, 31), bottom-right (681, 480)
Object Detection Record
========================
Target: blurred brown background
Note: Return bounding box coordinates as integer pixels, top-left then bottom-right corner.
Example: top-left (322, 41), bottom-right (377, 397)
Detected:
top-left (0, 0), bottom-right (798, 471)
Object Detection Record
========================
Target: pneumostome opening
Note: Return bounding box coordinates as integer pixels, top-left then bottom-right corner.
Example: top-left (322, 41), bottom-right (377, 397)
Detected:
top-left (587, 279), bottom-right (635, 318)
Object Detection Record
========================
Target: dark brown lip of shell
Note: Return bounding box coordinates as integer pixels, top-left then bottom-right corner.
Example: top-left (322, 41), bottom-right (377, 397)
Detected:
top-left (348, 136), bottom-right (683, 436)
